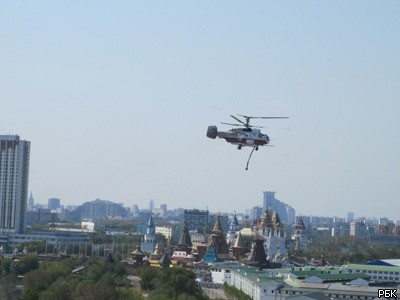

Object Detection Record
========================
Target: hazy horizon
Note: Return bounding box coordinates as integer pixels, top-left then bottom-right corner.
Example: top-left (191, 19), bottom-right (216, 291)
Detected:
top-left (1, 2), bottom-right (399, 220)
top-left (30, 193), bottom-right (394, 222)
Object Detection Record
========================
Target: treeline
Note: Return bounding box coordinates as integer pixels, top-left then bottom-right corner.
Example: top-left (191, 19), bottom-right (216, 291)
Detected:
top-left (0, 255), bottom-right (209, 300)
top-left (0, 255), bottom-right (140, 300)
top-left (295, 236), bottom-right (400, 265)
top-left (222, 283), bottom-right (252, 300)
top-left (135, 267), bottom-right (208, 300)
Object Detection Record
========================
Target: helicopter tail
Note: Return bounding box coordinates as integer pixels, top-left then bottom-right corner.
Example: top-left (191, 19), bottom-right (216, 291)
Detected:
top-left (206, 126), bottom-right (218, 139)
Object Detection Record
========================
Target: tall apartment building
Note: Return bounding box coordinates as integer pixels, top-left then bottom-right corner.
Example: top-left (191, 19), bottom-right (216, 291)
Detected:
top-left (184, 209), bottom-right (209, 231)
top-left (48, 197), bottom-right (61, 210)
top-left (350, 220), bottom-right (367, 237)
top-left (249, 206), bottom-right (263, 221)
top-left (263, 191), bottom-right (295, 224)
top-left (0, 135), bottom-right (30, 234)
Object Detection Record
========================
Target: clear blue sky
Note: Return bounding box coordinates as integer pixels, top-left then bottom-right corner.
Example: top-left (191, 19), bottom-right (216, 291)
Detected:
top-left (1, 1), bottom-right (399, 220)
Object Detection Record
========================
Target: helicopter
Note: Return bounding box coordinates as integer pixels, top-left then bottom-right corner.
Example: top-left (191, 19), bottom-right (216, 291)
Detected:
top-left (206, 114), bottom-right (288, 169)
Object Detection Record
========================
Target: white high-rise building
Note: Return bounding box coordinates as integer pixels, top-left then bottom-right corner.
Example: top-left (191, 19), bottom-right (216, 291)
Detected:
top-left (0, 135), bottom-right (30, 234)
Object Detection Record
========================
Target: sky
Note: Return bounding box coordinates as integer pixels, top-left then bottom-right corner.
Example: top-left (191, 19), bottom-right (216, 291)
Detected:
top-left (1, 1), bottom-right (399, 220)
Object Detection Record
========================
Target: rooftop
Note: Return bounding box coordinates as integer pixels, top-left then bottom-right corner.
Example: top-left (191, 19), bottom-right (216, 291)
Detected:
top-left (346, 263), bottom-right (400, 273)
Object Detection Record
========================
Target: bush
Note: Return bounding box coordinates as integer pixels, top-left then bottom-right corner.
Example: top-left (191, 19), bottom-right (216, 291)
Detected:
top-left (223, 283), bottom-right (252, 300)
top-left (138, 268), bottom-right (207, 300)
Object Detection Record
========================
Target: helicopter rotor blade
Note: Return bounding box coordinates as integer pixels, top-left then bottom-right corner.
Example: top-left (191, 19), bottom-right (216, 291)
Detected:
top-left (253, 116), bottom-right (289, 119)
top-left (222, 122), bottom-right (267, 129)
top-left (238, 114), bottom-right (289, 120)
top-left (230, 115), bottom-right (247, 126)
top-left (257, 117), bottom-right (289, 119)
top-left (250, 125), bottom-right (267, 128)
top-left (221, 122), bottom-right (243, 127)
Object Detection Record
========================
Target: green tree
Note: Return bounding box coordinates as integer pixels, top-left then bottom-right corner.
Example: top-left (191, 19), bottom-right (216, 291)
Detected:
top-left (0, 258), bottom-right (13, 275)
top-left (155, 233), bottom-right (168, 249)
top-left (21, 261), bottom-right (71, 300)
top-left (38, 278), bottom-right (75, 300)
top-left (18, 241), bottom-right (47, 254)
top-left (138, 267), bottom-right (207, 300)
top-left (223, 283), bottom-right (252, 300)
top-left (0, 275), bottom-right (20, 300)
top-left (15, 255), bottom-right (39, 275)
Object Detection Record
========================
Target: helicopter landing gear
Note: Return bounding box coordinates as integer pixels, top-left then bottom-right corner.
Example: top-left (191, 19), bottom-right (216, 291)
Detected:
top-left (237, 144), bottom-right (242, 150)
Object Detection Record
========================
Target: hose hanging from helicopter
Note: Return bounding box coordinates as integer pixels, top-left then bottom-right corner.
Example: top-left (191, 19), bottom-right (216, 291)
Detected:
top-left (245, 147), bottom-right (256, 171)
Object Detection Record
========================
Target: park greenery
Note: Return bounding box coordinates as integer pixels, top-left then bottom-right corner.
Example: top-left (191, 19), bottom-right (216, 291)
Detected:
top-left (0, 254), bottom-right (140, 300)
top-left (0, 252), bottom-right (208, 300)
top-left (223, 283), bottom-right (252, 300)
top-left (134, 267), bottom-right (208, 300)
top-left (293, 235), bottom-right (400, 265)
top-left (0, 233), bottom-right (399, 299)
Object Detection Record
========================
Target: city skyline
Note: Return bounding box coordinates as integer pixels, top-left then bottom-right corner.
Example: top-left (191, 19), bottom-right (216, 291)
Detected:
top-left (1, 2), bottom-right (399, 220)
top-left (28, 191), bottom-right (398, 223)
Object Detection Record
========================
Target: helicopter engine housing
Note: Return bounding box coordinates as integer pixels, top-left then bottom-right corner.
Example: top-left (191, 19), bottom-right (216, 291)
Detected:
top-left (206, 126), bottom-right (218, 139)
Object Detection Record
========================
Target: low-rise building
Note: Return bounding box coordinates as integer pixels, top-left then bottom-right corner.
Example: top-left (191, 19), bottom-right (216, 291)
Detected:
top-left (343, 260), bottom-right (400, 283)
top-left (5, 230), bottom-right (90, 249)
top-left (155, 226), bottom-right (172, 240)
top-left (209, 261), bottom-right (399, 300)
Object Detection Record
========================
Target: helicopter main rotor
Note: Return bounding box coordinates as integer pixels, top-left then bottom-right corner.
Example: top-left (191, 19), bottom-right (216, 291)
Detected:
top-left (223, 114), bottom-right (288, 128)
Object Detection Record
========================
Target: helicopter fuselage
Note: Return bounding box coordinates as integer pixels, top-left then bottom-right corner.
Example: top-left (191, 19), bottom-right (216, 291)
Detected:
top-left (217, 128), bottom-right (269, 148)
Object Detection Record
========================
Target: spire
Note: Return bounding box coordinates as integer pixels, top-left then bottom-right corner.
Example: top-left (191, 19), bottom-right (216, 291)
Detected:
top-left (244, 216), bottom-right (250, 228)
top-left (152, 243), bottom-right (160, 256)
top-left (159, 253), bottom-right (172, 268)
top-left (231, 211), bottom-right (239, 226)
top-left (179, 222), bottom-right (192, 247)
top-left (228, 212), bottom-right (240, 235)
top-left (232, 231), bottom-right (246, 260)
top-left (208, 215), bottom-right (229, 254)
top-left (212, 215), bottom-right (223, 233)
top-left (260, 209), bottom-right (273, 228)
top-left (148, 213), bottom-right (154, 228)
top-left (28, 192), bottom-right (34, 211)
top-left (131, 245), bottom-right (144, 255)
top-left (296, 218), bottom-right (305, 229)
top-left (233, 231), bottom-right (243, 248)
top-left (250, 236), bottom-right (267, 265)
top-left (272, 211), bottom-right (283, 228)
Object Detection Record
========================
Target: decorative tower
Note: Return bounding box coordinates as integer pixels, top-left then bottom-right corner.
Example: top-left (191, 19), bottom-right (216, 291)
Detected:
top-left (203, 215), bottom-right (230, 263)
top-left (150, 243), bottom-right (161, 260)
top-left (131, 245), bottom-right (145, 265)
top-left (28, 192), bottom-right (34, 211)
top-left (232, 231), bottom-right (247, 260)
top-left (293, 218), bottom-right (307, 251)
top-left (226, 212), bottom-right (240, 246)
top-left (209, 215), bottom-right (229, 254)
top-left (258, 209), bottom-right (287, 260)
top-left (141, 213), bottom-right (156, 254)
top-left (178, 221), bottom-right (193, 253)
top-left (243, 215), bottom-right (250, 228)
top-left (248, 236), bottom-right (268, 267)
